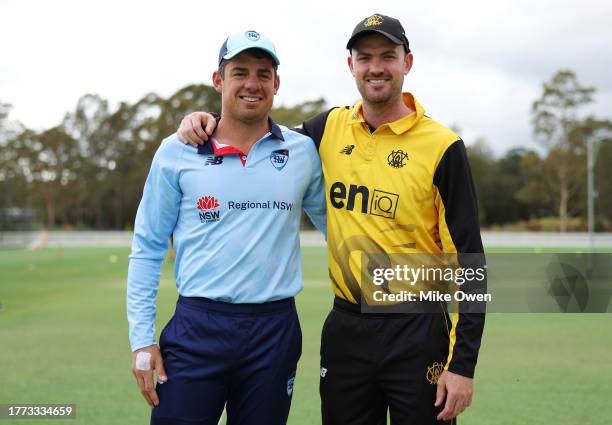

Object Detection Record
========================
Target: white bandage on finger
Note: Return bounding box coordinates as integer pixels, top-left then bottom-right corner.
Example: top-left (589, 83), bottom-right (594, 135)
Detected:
top-left (135, 351), bottom-right (152, 371)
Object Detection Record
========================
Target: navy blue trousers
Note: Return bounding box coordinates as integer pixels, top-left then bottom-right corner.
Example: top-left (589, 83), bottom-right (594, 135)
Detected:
top-left (151, 296), bottom-right (301, 425)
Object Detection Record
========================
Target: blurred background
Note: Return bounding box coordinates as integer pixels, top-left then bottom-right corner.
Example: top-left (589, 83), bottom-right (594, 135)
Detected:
top-left (1, 1), bottom-right (612, 424)
top-left (1, 0), bottom-right (611, 238)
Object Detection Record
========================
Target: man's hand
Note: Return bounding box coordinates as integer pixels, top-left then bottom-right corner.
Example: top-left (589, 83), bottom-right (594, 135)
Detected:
top-left (178, 112), bottom-right (217, 147)
top-left (131, 345), bottom-right (168, 407)
top-left (435, 370), bottom-right (474, 421)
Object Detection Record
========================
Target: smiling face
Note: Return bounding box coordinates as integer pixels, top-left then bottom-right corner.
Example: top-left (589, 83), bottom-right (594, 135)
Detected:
top-left (213, 49), bottom-right (280, 125)
top-left (348, 33), bottom-right (412, 108)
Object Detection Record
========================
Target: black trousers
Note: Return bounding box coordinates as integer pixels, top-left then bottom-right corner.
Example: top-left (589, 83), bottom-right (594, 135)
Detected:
top-left (320, 297), bottom-right (453, 425)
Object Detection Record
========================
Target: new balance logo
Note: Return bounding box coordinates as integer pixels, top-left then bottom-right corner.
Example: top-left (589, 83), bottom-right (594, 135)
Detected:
top-left (204, 156), bottom-right (223, 166)
top-left (339, 145), bottom-right (355, 155)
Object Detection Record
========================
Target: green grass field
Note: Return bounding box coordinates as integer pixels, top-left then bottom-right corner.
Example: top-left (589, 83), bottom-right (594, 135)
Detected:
top-left (1, 247), bottom-right (611, 424)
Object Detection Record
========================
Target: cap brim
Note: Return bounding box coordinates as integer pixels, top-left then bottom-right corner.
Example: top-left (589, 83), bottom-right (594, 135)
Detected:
top-left (222, 46), bottom-right (280, 66)
top-left (346, 29), bottom-right (404, 50)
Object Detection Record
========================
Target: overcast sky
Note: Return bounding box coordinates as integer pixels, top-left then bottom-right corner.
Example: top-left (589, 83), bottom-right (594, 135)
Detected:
top-left (2, 0), bottom-right (611, 155)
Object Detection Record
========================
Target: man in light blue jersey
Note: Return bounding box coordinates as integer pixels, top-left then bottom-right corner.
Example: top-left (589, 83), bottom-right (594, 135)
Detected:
top-left (127, 30), bottom-right (326, 425)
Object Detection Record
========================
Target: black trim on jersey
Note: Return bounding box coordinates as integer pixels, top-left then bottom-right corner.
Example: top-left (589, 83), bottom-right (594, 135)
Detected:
top-left (196, 112), bottom-right (220, 155)
top-left (433, 140), bottom-right (483, 254)
top-left (198, 141), bottom-right (215, 155)
top-left (269, 119), bottom-right (285, 141)
top-left (296, 108), bottom-right (337, 150)
top-left (433, 139), bottom-right (486, 379)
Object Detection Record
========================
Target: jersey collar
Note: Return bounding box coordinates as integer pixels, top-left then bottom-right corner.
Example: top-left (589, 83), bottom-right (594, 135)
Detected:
top-left (348, 92), bottom-right (425, 135)
top-left (197, 116), bottom-right (284, 156)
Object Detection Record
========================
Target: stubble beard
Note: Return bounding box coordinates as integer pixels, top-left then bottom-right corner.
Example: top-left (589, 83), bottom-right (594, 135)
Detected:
top-left (226, 98), bottom-right (270, 126)
top-left (360, 81), bottom-right (403, 112)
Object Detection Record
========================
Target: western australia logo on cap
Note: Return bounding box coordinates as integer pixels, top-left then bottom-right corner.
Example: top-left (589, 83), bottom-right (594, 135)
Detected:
top-left (364, 14), bottom-right (383, 27)
top-left (245, 30), bottom-right (260, 41)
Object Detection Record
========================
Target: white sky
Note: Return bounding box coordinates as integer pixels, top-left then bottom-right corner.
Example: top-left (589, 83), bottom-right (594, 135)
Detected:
top-left (1, 0), bottom-right (611, 155)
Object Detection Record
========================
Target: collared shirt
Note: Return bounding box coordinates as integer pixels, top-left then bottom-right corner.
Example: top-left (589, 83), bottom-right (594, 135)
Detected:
top-left (127, 120), bottom-right (326, 351)
top-left (301, 92), bottom-right (485, 378)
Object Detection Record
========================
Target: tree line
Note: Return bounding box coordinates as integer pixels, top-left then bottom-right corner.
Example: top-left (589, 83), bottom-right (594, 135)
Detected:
top-left (467, 70), bottom-right (612, 231)
top-left (0, 70), bottom-right (610, 231)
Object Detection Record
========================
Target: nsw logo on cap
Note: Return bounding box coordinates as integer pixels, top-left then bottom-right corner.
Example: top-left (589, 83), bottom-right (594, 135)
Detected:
top-left (245, 30), bottom-right (260, 41)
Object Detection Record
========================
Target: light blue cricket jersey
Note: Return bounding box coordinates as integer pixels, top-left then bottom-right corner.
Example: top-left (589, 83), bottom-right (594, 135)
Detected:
top-left (127, 119), bottom-right (326, 351)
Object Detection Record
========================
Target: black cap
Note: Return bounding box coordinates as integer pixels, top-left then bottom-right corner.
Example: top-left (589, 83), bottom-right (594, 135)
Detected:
top-left (346, 13), bottom-right (410, 53)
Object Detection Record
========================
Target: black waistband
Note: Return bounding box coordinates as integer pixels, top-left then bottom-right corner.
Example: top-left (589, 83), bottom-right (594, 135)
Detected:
top-left (178, 295), bottom-right (295, 315)
top-left (333, 296), bottom-right (415, 317)
top-left (333, 296), bottom-right (362, 313)
top-left (334, 297), bottom-right (446, 318)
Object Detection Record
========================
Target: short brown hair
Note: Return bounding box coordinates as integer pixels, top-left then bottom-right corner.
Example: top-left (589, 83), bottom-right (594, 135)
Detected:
top-left (218, 48), bottom-right (278, 79)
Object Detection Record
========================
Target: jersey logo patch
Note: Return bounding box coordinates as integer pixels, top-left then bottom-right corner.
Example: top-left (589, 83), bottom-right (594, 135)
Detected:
top-left (204, 155), bottom-right (223, 166)
top-left (387, 150), bottom-right (409, 168)
top-left (270, 149), bottom-right (289, 170)
top-left (426, 361), bottom-right (444, 385)
top-left (339, 145), bottom-right (355, 155)
top-left (196, 195), bottom-right (221, 223)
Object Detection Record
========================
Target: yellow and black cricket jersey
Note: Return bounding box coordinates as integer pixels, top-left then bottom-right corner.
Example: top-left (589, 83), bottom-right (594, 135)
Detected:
top-left (301, 93), bottom-right (485, 378)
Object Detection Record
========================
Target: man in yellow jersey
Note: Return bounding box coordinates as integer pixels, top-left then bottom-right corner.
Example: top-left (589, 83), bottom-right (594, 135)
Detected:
top-left (177, 14), bottom-right (485, 425)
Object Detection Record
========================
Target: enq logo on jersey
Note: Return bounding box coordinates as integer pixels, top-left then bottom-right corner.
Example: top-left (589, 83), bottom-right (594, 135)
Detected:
top-left (329, 182), bottom-right (399, 219)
